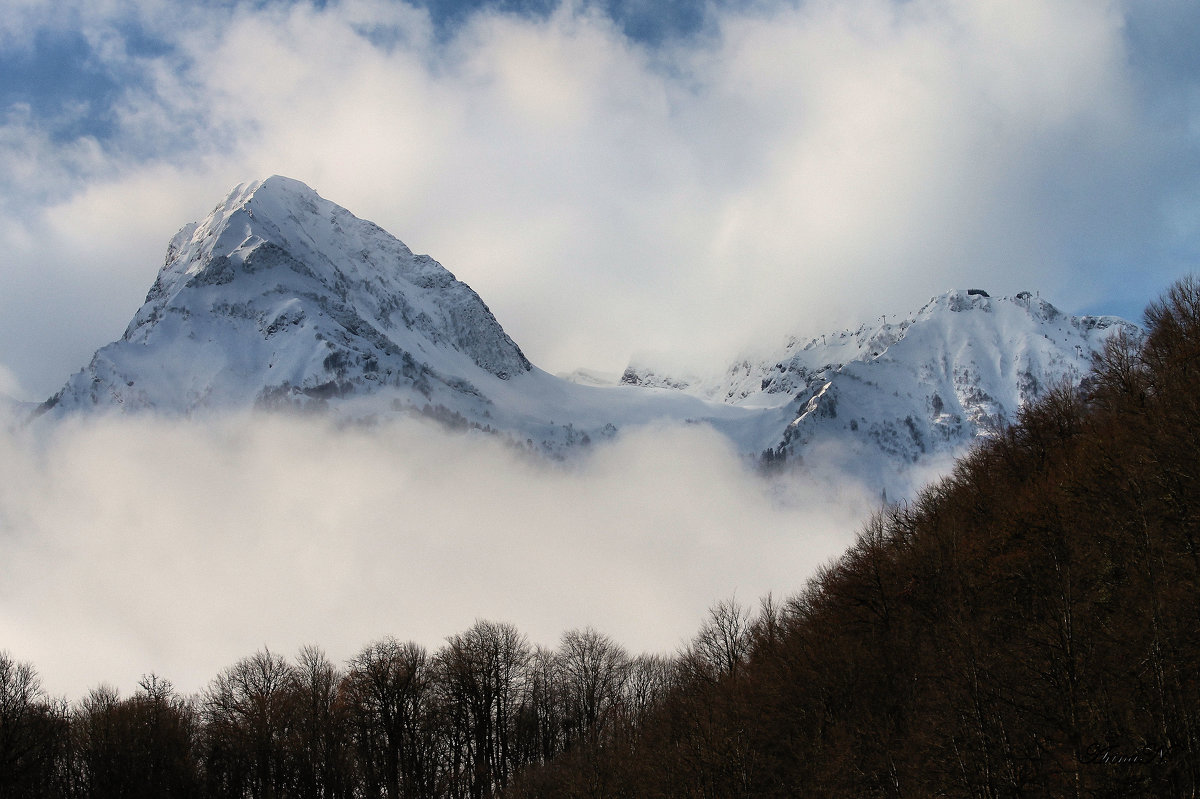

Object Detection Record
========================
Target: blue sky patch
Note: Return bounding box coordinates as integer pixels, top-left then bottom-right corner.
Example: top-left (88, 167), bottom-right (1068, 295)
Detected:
top-left (0, 28), bottom-right (123, 142)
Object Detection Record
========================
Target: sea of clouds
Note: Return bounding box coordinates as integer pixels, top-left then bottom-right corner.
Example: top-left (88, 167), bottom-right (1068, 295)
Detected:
top-left (0, 407), bottom-right (877, 698)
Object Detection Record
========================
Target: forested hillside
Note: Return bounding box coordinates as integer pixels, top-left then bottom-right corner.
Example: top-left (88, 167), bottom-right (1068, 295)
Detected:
top-left (509, 277), bottom-right (1200, 796)
top-left (2, 277), bottom-right (1198, 797)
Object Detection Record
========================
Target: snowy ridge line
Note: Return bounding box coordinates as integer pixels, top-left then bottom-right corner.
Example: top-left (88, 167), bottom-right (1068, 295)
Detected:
top-left (35, 177), bottom-right (1139, 499)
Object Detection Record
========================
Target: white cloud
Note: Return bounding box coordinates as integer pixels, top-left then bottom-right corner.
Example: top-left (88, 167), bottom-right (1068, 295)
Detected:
top-left (0, 362), bottom-right (21, 397)
top-left (3, 0), bottom-right (1190, 405)
top-left (0, 411), bottom-right (870, 698)
top-left (2, 0), bottom-right (1193, 401)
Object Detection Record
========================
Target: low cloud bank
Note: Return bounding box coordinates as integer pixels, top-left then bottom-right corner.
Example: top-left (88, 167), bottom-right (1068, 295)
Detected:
top-left (0, 410), bottom-right (874, 698)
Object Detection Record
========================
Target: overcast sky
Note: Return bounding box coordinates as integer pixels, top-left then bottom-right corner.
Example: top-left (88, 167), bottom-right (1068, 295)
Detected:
top-left (2, 0), bottom-right (1200, 698)
top-left (1, 0), bottom-right (1198, 401)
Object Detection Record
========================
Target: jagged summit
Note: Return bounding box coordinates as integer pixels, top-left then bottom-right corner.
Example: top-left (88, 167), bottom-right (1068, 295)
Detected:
top-left (45, 176), bottom-right (531, 415)
top-left (132, 175), bottom-right (530, 379)
top-left (143, 177), bottom-right (461, 312)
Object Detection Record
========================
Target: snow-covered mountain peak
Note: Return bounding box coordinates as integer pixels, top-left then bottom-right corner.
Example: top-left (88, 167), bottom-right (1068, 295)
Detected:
top-left (629, 288), bottom-right (1135, 405)
top-left (616, 287), bottom-right (1138, 488)
top-left (917, 287), bottom-right (995, 315)
top-left (142, 175), bottom-right (430, 319)
top-left (46, 177), bottom-right (532, 415)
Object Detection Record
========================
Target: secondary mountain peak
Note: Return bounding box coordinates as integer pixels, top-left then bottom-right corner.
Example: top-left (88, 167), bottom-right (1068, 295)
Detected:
top-left (618, 287), bottom-right (1138, 490)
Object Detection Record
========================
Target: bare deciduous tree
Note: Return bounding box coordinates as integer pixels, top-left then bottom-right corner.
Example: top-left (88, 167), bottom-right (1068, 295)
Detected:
top-left (203, 648), bottom-right (298, 799)
top-left (438, 620), bottom-right (531, 798)
top-left (344, 638), bottom-right (437, 799)
top-left (556, 628), bottom-right (630, 748)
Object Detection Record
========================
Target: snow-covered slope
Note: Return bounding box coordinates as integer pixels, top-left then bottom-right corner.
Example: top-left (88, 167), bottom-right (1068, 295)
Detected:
top-left (39, 177), bottom-right (1137, 496)
top-left (45, 176), bottom-right (533, 416)
top-left (622, 289), bottom-right (1137, 491)
top-left (39, 177), bottom-right (745, 455)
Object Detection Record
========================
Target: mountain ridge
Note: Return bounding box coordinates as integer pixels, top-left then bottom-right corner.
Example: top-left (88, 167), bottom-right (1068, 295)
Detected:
top-left (622, 287), bottom-right (1134, 487)
top-left (36, 177), bottom-right (1139, 498)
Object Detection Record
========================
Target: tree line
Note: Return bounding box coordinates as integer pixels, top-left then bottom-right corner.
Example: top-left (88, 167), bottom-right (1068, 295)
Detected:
top-left (1, 617), bottom-right (687, 798)
top-left (4, 275), bottom-right (1200, 797)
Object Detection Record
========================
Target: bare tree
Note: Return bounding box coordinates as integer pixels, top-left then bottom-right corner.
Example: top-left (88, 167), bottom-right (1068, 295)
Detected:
top-left (681, 597), bottom-right (753, 684)
top-left (437, 620), bottom-right (531, 798)
top-left (203, 648), bottom-right (298, 799)
top-left (344, 638), bottom-right (437, 799)
top-left (622, 654), bottom-right (674, 730)
top-left (0, 651), bottom-right (68, 797)
top-left (514, 645), bottom-right (562, 767)
top-left (289, 646), bottom-right (353, 799)
top-left (555, 628), bottom-right (630, 748)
